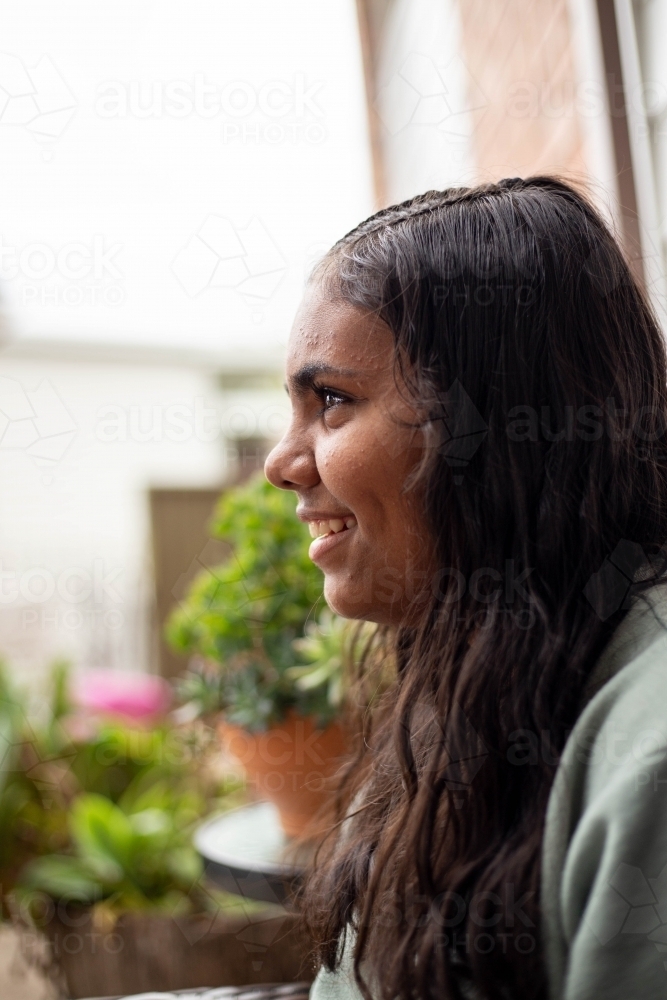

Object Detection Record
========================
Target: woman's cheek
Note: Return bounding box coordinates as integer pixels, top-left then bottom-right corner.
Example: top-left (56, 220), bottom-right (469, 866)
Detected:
top-left (319, 428), bottom-right (368, 480)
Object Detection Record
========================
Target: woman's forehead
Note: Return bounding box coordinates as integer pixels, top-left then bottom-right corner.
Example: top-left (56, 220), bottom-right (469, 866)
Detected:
top-left (286, 289), bottom-right (393, 369)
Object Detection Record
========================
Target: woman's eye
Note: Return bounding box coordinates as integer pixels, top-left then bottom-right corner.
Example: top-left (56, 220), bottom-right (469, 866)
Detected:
top-left (315, 387), bottom-right (349, 411)
top-left (323, 390), bottom-right (346, 409)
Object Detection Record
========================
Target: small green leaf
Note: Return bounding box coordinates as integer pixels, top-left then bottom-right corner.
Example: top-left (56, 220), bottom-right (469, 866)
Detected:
top-left (20, 855), bottom-right (102, 903)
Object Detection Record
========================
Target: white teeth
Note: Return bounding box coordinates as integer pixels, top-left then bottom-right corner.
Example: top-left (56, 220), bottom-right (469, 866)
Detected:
top-left (308, 516), bottom-right (357, 538)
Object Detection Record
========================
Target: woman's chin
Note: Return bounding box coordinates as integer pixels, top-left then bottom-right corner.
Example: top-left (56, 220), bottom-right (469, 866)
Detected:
top-left (323, 578), bottom-right (399, 626)
top-left (323, 578), bottom-right (368, 622)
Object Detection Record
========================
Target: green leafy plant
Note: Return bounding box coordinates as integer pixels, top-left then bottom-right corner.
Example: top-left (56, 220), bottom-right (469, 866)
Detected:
top-left (0, 661), bottom-right (74, 902)
top-left (287, 610), bottom-right (360, 713)
top-left (0, 662), bottom-right (244, 921)
top-left (167, 474), bottom-right (324, 669)
top-left (19, 781), bottom-right (208, 918)
top-left (167, 474), bottom-right (350, 730)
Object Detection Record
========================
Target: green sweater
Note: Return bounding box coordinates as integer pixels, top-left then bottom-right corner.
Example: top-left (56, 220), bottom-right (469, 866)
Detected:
top-left (311, 588), bottom-right (667, 1000)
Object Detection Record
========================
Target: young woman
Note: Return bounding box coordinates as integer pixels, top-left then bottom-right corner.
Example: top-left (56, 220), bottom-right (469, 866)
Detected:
top-left (264, 177), bottom-right (667, 1000)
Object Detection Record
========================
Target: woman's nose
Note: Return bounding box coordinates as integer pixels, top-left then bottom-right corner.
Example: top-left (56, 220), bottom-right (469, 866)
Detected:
top-left (264, 431), bottom-right (319, 491)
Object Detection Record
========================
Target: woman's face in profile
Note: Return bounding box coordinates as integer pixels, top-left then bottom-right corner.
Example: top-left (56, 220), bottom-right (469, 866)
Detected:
top-left (265, 282), bottom-right (434, 625)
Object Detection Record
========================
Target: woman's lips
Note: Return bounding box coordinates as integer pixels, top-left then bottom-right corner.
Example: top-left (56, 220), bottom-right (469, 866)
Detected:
top-left (307, 516), bottom-right (357, 563)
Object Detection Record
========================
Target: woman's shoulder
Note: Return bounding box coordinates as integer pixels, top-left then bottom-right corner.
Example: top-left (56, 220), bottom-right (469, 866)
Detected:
top-left (545, 586), bottom-right (667, 854)
top-left (566, 588), bottom-right (667, 793)
top-left (542, 587), bottom-right (667, 1000)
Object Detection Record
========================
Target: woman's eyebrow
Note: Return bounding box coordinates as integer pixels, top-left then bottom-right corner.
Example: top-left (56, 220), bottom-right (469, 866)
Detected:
top-left (286, 363), bottom-right (361, 395)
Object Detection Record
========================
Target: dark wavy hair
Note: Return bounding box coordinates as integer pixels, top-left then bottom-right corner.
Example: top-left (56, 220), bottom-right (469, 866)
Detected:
top-left (299, 177), bottom-right (667, 1000)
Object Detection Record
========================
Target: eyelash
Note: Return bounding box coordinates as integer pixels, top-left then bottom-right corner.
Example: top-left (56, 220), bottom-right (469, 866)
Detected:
top-left (312, 384), bottom-right (350, 413)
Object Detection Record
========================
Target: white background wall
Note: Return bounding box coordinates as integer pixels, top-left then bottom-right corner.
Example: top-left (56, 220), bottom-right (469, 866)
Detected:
top-left (0, 354), bottom-right (222, 680)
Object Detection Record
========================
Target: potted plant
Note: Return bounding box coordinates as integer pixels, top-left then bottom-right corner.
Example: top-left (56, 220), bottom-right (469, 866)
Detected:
top-left (166, 474), bottom-right (370, 837)
top-left (2, 664), bottom-right (307, 997)
top-left (17, 784), bottom-right (307, 997)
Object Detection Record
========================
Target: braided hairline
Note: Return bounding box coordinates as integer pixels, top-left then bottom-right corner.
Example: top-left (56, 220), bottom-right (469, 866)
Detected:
top-left (332, 189), bottom-right (472, 250)
top-left (330, 178), bottom-right (531, 253)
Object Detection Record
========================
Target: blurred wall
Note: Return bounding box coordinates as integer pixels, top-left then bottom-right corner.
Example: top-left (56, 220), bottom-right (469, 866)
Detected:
top-left (358, 0), bottom-right (620, 223)
top-left (0, 345), bottom-right (287, 682)
top-left (458, 0), bottom-right (587, 180)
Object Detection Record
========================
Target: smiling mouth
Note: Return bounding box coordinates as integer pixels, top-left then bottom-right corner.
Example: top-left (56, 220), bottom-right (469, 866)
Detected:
top-left (308, 516), bottom-right (357, 538)
top-left (307, 516), bottom-right (357, 562)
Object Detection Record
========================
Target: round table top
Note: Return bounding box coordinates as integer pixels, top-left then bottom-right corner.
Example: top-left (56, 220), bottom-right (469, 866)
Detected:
top-left (194, 802), bottom-right (312, 904)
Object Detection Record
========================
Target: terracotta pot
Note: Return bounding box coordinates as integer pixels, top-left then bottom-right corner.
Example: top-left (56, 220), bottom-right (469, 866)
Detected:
top-left (218, 713), bottom-right (348, 837)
